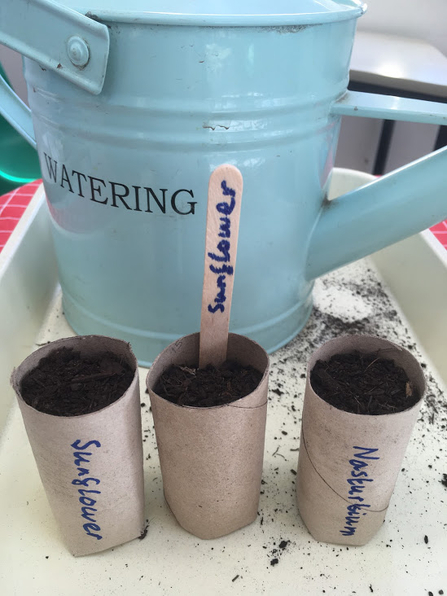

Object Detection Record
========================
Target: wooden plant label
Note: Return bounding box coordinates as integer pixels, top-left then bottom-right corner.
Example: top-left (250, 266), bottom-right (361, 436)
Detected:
top-left (199, 165), bottom-right (243, 368)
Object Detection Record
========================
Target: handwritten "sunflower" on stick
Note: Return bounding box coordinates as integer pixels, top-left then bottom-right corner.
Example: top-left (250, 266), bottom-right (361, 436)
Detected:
top-left (199, 164), bottom-right (243, 368)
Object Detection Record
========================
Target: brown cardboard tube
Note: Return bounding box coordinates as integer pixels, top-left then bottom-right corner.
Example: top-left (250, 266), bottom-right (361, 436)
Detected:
top-left (10, 335), bottom-right (146, 556)
top-left (146, 332), bottom-right (269, 539)
top-left (296, 335), bottom-right (425, 546)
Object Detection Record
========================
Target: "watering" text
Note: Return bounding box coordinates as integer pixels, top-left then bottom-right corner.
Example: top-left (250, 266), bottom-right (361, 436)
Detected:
top-left (42, 153), bottom-right (197, 215)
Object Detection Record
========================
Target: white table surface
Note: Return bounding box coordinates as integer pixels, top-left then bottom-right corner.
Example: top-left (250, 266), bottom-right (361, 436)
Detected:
top-left (1, 173), bottom-right (447, 595)
top-left (350, 30), bottom-right (447, 98)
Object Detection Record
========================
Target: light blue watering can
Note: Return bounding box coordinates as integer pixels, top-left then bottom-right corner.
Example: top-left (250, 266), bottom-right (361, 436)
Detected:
top-left (1, 0), bottom-right (447, 365)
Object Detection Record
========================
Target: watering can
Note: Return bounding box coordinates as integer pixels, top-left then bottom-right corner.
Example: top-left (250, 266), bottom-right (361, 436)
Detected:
top-left (1, 0), bottom-right (447, 365)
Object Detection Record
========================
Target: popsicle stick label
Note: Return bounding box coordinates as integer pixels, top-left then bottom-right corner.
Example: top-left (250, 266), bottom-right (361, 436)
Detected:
top-left (340, 446), bottom-right (379, 537)
top-left (199, 165), bottom-right (243, 368)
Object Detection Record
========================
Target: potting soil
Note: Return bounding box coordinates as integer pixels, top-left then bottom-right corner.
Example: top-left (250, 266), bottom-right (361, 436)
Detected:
top-left (154, 361), bottom-right (262, 407)
top-left (19, 347), bottom-right (134, 416)
top-left (310, 351), bottom-right (421, 415)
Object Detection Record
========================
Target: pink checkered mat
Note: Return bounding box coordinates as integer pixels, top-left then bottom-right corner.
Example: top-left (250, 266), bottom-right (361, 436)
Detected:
top-left (1, 180), bottom-right (446, 253)
top-left (0, 180), bottom-right (42, 252)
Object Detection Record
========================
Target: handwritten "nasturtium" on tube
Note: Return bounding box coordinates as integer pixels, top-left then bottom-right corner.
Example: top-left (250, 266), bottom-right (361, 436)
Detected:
top-left (340, 446), bottom-right (379, 537)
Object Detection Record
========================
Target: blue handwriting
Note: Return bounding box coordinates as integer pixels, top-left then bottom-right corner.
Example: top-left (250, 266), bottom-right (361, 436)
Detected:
top-left (207, 180), bottom-right (236, 314)
top-left (71, 439), bottom-right (103, 541)
top-left (340, 446), bottom-right (379, 537)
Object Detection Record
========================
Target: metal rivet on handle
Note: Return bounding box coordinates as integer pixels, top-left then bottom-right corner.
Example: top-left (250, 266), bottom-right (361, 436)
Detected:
top-left (67, 36), bottom-right (90, 68)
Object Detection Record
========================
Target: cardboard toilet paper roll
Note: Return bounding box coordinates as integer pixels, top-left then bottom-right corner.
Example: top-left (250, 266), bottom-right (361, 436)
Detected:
top-left (11, 335), bottom-right (146, 556)
top-left (147, 332), bottom-right (269, 540)
top-left (296, 335), bottom-right (425, 546)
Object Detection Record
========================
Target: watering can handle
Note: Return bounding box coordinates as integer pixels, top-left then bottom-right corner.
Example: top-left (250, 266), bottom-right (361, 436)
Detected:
top-left (0, 76), bottom-right (36, 149)
top-left (332, 90), bottom-right (447, 125)
top-left (0, 0), bottom-right (110, 95)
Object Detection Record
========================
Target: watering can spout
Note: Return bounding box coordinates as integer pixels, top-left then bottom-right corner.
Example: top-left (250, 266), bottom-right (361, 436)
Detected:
top-left (305, 145), bottom-right (447, 281)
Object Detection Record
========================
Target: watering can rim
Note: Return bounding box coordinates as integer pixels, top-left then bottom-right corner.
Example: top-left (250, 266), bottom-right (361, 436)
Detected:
top-left (52, 0), bottom-right (366, 25)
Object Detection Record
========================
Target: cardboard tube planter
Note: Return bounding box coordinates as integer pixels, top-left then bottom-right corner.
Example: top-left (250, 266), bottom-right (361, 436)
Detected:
top-left (146, 332), bottom-right (269, 540)
top-left (11, 335), bottom-right (145, 556)
top-left (296, 335), bottom-right (425, 546)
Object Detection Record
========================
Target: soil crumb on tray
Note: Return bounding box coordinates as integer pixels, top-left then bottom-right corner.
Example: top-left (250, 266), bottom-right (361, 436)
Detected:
top-left (20, 347), bottom-right (134, 416)
top-left (154, 361), bottom-right (262, 407)
top-left (310, 351), bottom-right (421, 415)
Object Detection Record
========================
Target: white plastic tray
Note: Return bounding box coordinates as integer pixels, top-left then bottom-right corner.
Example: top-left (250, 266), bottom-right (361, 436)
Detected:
top-left (1, 171), bottom-right (446, 595)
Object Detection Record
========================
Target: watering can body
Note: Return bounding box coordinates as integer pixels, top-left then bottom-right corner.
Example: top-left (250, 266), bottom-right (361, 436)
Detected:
top-left (1, 0), bottom-right (447, 365)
